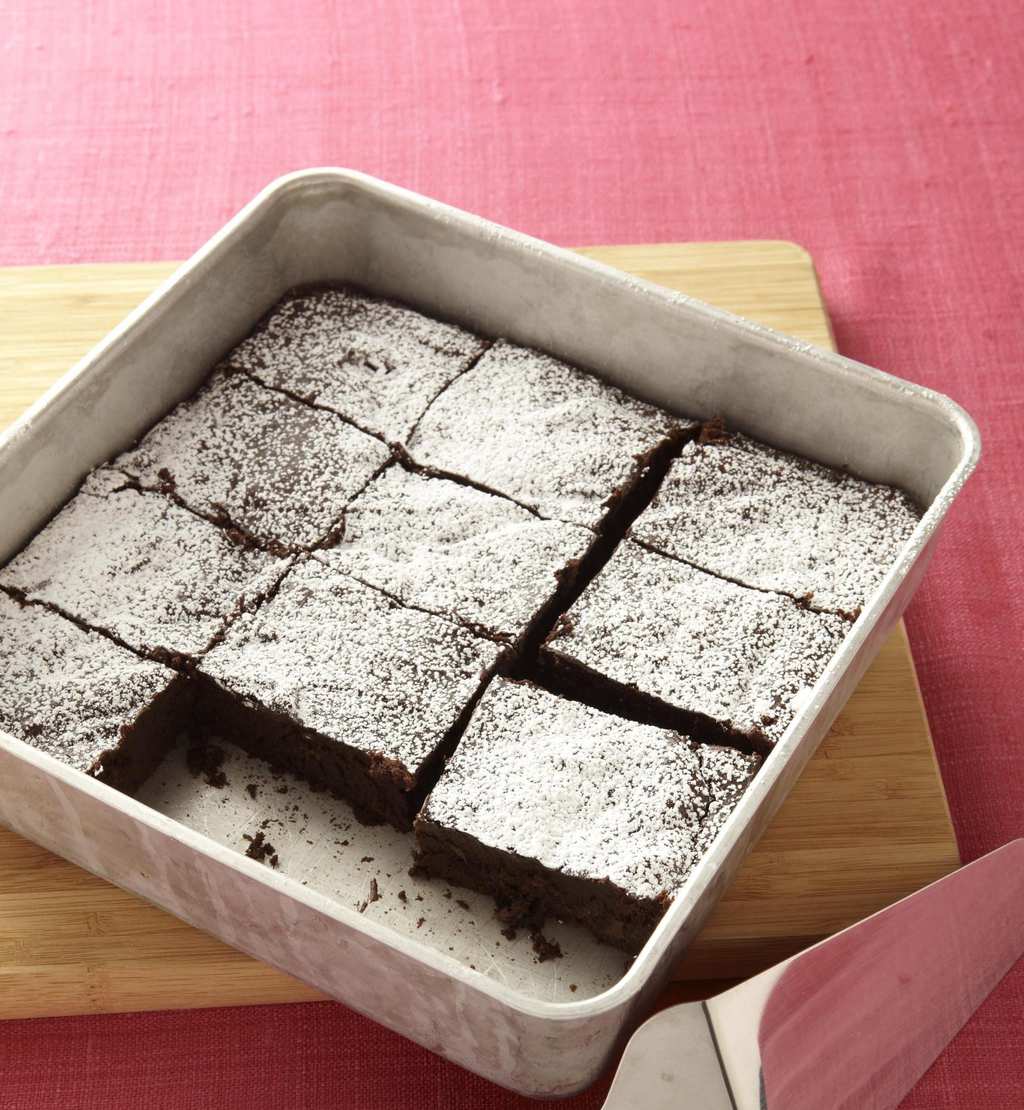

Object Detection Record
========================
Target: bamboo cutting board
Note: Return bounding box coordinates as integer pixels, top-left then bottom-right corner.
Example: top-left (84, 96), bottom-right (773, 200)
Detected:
top-left (0, 243), bottom-right (960, 1019)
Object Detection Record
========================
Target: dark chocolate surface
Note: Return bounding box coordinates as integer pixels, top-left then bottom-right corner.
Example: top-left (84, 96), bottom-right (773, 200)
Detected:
top-left (224, 286), bottom-right (488, 443)
top-left (0, 591), bottom-right (184, 790)
top-left (416, 678), bottom-right (760, 951)
top-left (115, 369), bottom-right (391, 551)
top-left (198, 557), bottom-right (502, 826)
top-left (319, 465), bottom-right (595, 647)
top-left (0, 468), bottom-right (288, 661)
top-left (631, 431), bottom-right (921, 616)
top-left (543, 540), bottom-right (847, 748)
top-left (407, 340), bottom-right (696, 531)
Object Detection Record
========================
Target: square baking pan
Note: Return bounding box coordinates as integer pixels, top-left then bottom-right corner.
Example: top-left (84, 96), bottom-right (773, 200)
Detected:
top-left (0, 170), bottom-right (979, 1097)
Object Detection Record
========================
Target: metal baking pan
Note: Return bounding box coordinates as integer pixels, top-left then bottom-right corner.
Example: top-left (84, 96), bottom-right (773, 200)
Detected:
top-left (0, 170), bottom-right (979, 1097)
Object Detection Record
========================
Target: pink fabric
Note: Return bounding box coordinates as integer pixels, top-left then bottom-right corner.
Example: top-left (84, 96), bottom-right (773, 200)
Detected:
top-left (0, 1), bottom-right (1021, 1105)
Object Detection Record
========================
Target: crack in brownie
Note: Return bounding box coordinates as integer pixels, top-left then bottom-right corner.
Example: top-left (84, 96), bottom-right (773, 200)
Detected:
top-left (196, 557), bottom-right (503, 830)
top-left (318, 465), bottom-right (597, 653)
top-left (540, 540), bottom-right (847, 750)
top-left (0, 468), bottom-right (290, 662)
top-left (114, 369), bottom-right (391, 552)
top-left (0, 592), bottom-right (189, 794)
top-left (631, 429), bottom-right (922, 617)
top-left (414, 678), bottom-right (761, 953)
top-left (406, 340), bottom-right (696, 531)
top-left (223, 286), bottom-right (488, 443)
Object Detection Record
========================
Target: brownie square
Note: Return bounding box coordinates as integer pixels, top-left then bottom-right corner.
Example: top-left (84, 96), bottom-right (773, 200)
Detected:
top-left (631, 431), bottom-right (921, 617)
top-left (224, 286), bottom-right (488, 443)
top-left (114, 370), bottom-right (391, 551)
top-left (540, 540), bottom-right (847, 750)
top-left (0, 592), bottom-right (188, 794)
top-left (0, 469), bottom-right (289, 662)
top-left (319, 465), bottom-right (595, 651)
top-left (196, 557), bottom-right (503, 830)
top-left (406, 340), bottom-right (696, 531)
top-left (415, 678), bottom-right (761, 953)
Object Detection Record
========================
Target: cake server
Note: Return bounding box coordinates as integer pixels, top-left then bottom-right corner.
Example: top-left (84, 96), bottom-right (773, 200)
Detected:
top-left (604, 839), bottom-right (1023, 1110)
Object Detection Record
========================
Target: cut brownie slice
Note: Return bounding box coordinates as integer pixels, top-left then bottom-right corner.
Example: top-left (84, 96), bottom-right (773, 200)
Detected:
top-left (406, 340), bottom-right (696, 531)
top-left (224, 286), bottom-right (488, 443)
top-left (319, 465), bottom-right (595, 651)
top-left (0, 592), bottom-right (188, 794)
top-left (0, 469), bottom-right (288, 663)
top-left (414, 678), bottom-right (761, 953)
top-left (196, 557), bottom-right (502, 831)
top-left (114, 370), bottom-right (391, 552)
top-left (539, 540), bottom-right (847, 750)
top-left (631, 430), bottom-right (922, 617)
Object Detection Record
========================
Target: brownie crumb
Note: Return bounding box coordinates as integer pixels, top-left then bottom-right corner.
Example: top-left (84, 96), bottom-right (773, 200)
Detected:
top-left (245, 782), bottom-right (259, 800)
top-left (530, 930), bottom-right (563, 963)
top-left (357, 878), bottom-right (381, 914)
top-left (360, 855), bottom-right (374, 863)
top-left (500, 925), bottom-right (518, 942)
top-left (186, 741), bottom-right (228, 788)
top-left (569, 984), bottom-right (578, 993)
top-left (698, 415), bottom-right (730, 445)
top-left (416, 917), bottom-right (426, 929)
top-left (242, 831), bottom-right (277, 865)
top-left (495, 896), bottom-right (544, 932)
top-left (455, 898), bottom-right (471, 911)
top-left (397, 890), bottom-right (408, 903)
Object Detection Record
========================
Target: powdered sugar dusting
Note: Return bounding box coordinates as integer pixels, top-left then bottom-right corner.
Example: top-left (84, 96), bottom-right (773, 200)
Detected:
top-left (0, 469), bottom-right (285, 658)
top-left (200, 557), bottom-right (502, 773)
top-left (550, 540), bottom-right (847, 745)
top-left (115, 371), bottom-right (390, 549)
top-left (696, 744), bottom-right (764, 853)
top-left (407, 340), bottom-right (694, 530)
top-left (0, 592), bottom-right (176, 775)
top-left (632, 433), bottom-right (921, 614)
top-left (421, 679), bottom-right (760, 901)
top-left (225, 287), bottom-right (487, 442)
top-left (320, 466), bottom-right (594, 640)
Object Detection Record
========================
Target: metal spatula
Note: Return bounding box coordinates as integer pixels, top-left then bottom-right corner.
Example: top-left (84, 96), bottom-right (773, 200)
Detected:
top-left (604, 839), bottom-right (1023, 1110)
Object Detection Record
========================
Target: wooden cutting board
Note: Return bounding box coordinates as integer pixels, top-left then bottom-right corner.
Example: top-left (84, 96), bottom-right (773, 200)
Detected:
top-left (0, 243), bottom-right (960, 1019)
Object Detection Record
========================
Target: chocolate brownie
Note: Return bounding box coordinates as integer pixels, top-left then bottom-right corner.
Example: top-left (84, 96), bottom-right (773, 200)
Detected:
top-left (0, 592), bottom-right (188, 794)
top-left (540, 540), bottom-right (847, 750)
top-left (319, 465), bottom-right (596, 652)
top-left (196, 557), bottom-right (502, 830)
top-left (414, 678), bottom-right (761, 953)
top-left (224, 286), bottom-right (488, 443)
top-left (114, 370), bottom-right (391, 551)
top-left (631, 430), bottom-right (921, 617)
top-left (0, 468), bottom-right (289, 662)
top-left (406, 340), bottom-right (696, 531)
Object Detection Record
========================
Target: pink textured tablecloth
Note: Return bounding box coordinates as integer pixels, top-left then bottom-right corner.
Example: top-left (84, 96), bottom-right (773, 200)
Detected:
top-left (0, 1), bottom-right (1021, 1106)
